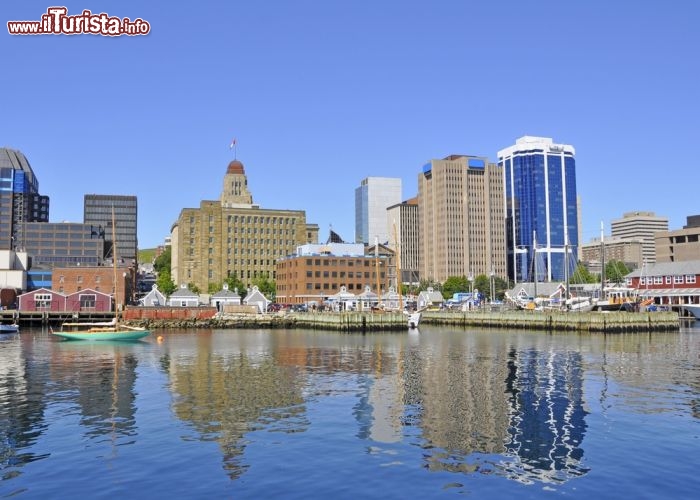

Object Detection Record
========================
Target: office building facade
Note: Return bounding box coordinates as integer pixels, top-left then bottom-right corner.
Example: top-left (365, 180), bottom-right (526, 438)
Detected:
top-left (84, 194), bottom-right (138, 263)
top-left (0, 148), bottom-right (49, 250)
top-left (276, 243), bottom-right (389, 304)
top-left (611, 211), bottom-right (668, 264)
top-left (655, 215), bottom-right (700, 263)
top-left (171, 160), bottom-right (318, 292)
top-left (499, 136), bottom-right (579, 282)
top-left (418, 155), bottom-right (505, 283)
top-left (22, 222), bottom-right (107, 268)
top-left (355, 177), bottom-right (402, 244)
top-left (386, 197), bottom-right (419, 286)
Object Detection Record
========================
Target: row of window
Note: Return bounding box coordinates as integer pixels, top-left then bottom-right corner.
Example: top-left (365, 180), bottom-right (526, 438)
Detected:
top-left (278, 283), bottom-right (370, 291)
top-left (629, 275), bottom-right (697, 285)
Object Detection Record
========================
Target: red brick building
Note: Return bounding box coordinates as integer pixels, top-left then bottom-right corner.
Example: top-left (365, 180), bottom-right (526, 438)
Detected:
top-left (276, 243), bottom-right (391, 304)
top-left (52, 266), bottom-right (134, 307)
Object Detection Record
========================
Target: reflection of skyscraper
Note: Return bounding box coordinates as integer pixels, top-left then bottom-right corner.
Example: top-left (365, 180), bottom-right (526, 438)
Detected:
top-left (504, 348), bottom-right (589, 483)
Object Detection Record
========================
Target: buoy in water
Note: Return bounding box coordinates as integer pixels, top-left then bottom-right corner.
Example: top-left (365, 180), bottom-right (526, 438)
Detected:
top-left (157, 335), bottom-right (164, 343)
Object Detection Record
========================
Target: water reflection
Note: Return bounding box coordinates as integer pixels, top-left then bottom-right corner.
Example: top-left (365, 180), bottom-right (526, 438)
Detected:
top-left (0, 335), bottom-right (49, 477)
top-left (502, 348), bottom-right (589, 484)
top-left (161, 331), bottom-right (308, 479)
top-left (50, 341), bottom-right (141, 449)
top-left (0, 326), bottom-right (698, 493)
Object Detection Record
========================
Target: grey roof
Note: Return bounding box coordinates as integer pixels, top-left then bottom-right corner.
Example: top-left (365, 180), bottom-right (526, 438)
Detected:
top-left (211, 289), bottom-right (240, 299)
top-left (511, 282), bottom-right (564, 298)
top-left (627, 260), bottom-right (700, 277)
top-left (169, 287), bottom-right (198, 298)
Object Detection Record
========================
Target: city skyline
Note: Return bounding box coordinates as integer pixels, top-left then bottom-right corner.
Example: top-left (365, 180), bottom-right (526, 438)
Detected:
top-left (3, 1), bottom-right (698, 249)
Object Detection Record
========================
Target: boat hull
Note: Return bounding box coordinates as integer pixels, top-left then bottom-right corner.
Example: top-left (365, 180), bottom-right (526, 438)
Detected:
top-left (0, 324), bottom-right (19, 334)
top-left (52, 329), bottom-right (150, 341)
top-left (684, 305), bottom-right (700, 319)
top-left (407, 312), bottom-right (421, 329)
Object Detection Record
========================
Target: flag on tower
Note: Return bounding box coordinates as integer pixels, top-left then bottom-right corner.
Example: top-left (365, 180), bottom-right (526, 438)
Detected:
top-left (229, 138), bottom-right (237, 149)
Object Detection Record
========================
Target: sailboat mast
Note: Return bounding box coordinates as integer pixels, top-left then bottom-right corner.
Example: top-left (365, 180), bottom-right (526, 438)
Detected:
top-left (112, 206), bottom-right (119, 319)
top-left (374, 237), bottom-right (381, 307)
top-left (533, 231), bottom-right (537, 298)
top-left (600, 221), bottom-right (605, 298)
top-left (394, 221), bottom-right (403, 311)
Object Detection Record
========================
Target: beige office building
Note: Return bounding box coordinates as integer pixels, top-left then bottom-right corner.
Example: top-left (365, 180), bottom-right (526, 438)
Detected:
top-left (171, 160), bottom-right (318, 292)
top-left (655, 215), bottom-right (700, 263)
top-left (418, 155), bottom-right (506, 283)
top-left (610, 211), bottom-right (668, 264)
top-left (386, 197), bottom-right (419, 286)
top-left (580, 236), bottom-right (644, 274)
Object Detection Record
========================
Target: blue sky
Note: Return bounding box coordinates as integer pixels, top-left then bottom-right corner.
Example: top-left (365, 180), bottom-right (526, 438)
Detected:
top-left (3, 1), bottom-right (698, 249)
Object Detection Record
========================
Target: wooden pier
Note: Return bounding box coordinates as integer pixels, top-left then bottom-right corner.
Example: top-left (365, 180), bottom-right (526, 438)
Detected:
top-left (122, 310), bottom-right (679, 333)
top-left (420, 310), bottom-right (680, 333)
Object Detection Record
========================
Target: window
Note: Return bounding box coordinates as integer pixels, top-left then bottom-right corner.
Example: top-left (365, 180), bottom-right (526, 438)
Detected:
top-left (665, 276), bottom-right (672, 284)
top-left (79, 294), bottom-right (96, 309)
top-left (686, 275), bottom-right (696, 284)
top-left (674, 275), bottom-right (684, 284)
top-left (653, 276), bottom-right (663, 285)
top-left (77, 275), bottom-right (83, 284)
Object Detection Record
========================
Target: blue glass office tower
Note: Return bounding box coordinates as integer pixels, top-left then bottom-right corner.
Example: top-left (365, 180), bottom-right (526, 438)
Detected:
top-left (498, 137), bottom-right (578, 283)
top-left (0, 148), bottom-right (49, 250)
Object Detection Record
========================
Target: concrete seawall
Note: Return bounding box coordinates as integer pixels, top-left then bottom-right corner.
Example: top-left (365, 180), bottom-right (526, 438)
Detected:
top-left (126, 310), bottom-right (680, 333)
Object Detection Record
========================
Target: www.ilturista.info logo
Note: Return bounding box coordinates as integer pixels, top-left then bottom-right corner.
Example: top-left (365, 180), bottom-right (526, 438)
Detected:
top-left (7, 7), bottom-right (150, 36)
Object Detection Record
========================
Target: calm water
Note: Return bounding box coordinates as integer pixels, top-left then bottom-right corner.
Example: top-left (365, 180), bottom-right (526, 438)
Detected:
top-left (1, 322), bottom-right (699, 499)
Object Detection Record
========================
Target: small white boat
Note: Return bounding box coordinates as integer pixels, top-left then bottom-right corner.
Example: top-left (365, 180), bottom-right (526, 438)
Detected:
top-left (0, 323), bottom-right (19, 334)
top-left (684, 304), bottom-right (700, 319)
top-left (407, 311), bottom-right (421, 329)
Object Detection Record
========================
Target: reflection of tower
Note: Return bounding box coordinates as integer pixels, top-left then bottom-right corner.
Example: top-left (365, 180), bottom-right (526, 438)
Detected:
top-left (353, 347), bottom-right (404, 443)
top-left (504, 348), bottom-right (589, 483)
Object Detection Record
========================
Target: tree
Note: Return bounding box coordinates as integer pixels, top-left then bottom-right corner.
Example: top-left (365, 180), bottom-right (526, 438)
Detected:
top-left (153, 246), bottom-right (171, 274)
top-left (570, 263), bottom-right (597, 284)
top-left (606, 260), bottom-right (630, 284)
top-left (225, 275), bottom-right (247, 298)
top-left (252, 275), bottom-right (276, 300)
top-left (441, 275), bottom-right (469, 299)
top-left (156, 269), bottom-right (176, 296)
top-left (473, 274), bottom-right (490, 299)
top-left (188, 283), bottom-right (200, 295)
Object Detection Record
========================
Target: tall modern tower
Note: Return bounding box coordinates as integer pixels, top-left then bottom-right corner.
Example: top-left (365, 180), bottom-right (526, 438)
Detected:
top-left (84, 194), bottom-right (138, 263)
top-left (0, 147), bottom-right (49, 250)
top-left (498, 136), bottom-right (579, 283)
top-left (418, 155), bottom-right (505, 283)
top-left (355, 177), bottom-right (402, 245)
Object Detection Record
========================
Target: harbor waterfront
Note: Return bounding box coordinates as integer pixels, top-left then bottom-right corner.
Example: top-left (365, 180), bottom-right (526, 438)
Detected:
top-left (1, 323), bottom-right (699, 499)
top-left (116, 310), bottom-right (680, 333)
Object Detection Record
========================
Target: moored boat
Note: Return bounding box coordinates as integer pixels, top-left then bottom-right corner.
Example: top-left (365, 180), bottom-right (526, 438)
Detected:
top-left (51, 207), bottom-right (151, 342)
top-left (0, 323), bottom-right (19, 334)
top-left (684, 304), bottom-right (700, 319)
top-left (407, 311), bottom-right (421, 329)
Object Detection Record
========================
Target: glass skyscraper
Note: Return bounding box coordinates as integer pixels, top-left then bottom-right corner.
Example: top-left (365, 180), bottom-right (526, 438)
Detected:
top-left (498, 136), bottom-right (579, 283)
top-left (354, 177), bottom-right (402, 245)
top-left (0, 148), bottom-right (49, 250)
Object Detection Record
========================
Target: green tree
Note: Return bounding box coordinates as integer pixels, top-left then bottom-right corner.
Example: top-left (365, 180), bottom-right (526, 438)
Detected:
top-left (606, 260), bottom-right (630, 284)
top-left (441, 275), bottom-right (469, 299)
top-left (188, 283), bottom-right (201, 295)
top-left (225, 275), bottom-right (247, 298)
top-left (570, 263), bottom-right (597, 284)
top-left (153, 246), bottom-right (171, 274)
top-left (473, 274), bottom-right (490, 299)
top-left (156, 269), bottom-right (176, 296)
top-left (252, 275), bottom-right (276, 300)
